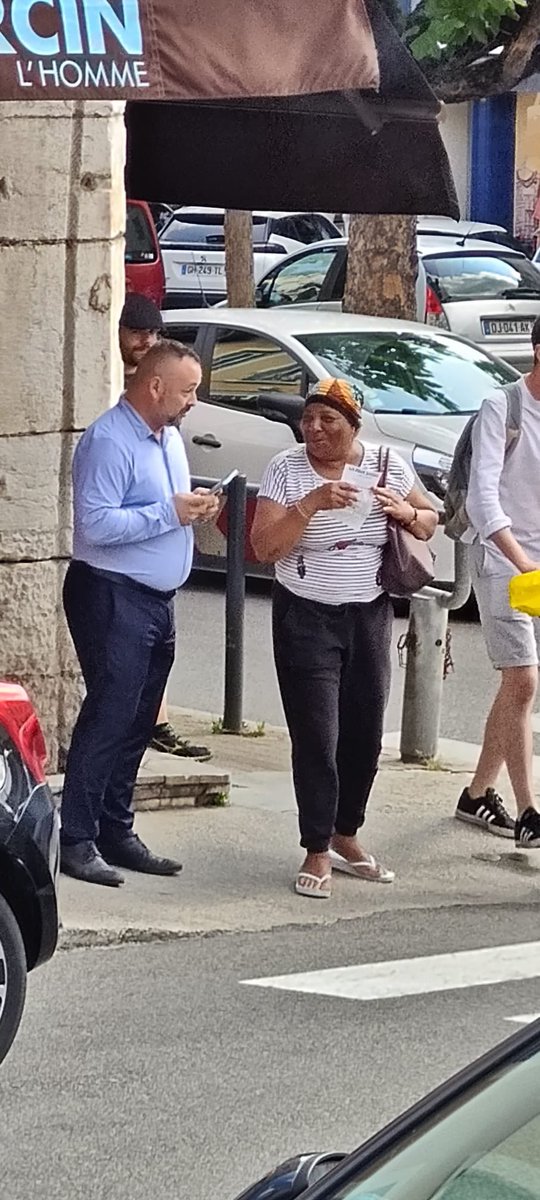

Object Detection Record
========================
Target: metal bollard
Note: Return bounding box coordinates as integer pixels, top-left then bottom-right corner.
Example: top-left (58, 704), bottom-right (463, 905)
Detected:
top-left (222, 473), bottom-right (247, 733)
top-left (399, 541), bottom-right (471, 764)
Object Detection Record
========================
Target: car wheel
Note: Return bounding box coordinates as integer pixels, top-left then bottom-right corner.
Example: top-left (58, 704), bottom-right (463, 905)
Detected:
top-left (0, 892), bottom-right (27, 1066)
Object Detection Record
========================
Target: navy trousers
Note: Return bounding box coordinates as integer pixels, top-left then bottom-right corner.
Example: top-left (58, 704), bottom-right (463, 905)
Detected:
top-left (60, 561), bottom-right (176, 845)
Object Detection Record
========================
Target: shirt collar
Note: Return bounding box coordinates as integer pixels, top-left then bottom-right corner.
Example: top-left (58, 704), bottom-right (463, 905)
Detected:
top-left (119, 395), bottom-right (172, 444)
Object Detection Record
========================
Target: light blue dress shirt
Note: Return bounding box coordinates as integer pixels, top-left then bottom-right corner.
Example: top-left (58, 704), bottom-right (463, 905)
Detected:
top-left (72, 397), bottom-right (193, 592)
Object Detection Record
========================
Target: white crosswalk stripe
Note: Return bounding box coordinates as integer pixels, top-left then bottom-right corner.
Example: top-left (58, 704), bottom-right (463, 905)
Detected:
top-left (242, 942), bottom-right (540, 1002)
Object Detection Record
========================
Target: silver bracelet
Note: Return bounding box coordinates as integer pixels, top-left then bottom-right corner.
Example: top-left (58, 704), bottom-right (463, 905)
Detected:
top-left (295, 500), bottom-right (311, 521)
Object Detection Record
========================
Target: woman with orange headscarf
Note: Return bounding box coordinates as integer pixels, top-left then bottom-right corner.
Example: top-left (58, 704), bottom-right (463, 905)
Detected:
top-left (251, 379), bottom-right (437, 898)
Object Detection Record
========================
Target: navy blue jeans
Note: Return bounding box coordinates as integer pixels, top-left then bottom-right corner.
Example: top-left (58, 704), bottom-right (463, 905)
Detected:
top-left (60, 561), bottom-right (176, 845)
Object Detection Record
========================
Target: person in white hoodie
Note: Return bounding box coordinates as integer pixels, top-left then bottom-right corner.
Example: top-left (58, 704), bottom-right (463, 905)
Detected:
top-left (455, 317), bottom-right (540, 848)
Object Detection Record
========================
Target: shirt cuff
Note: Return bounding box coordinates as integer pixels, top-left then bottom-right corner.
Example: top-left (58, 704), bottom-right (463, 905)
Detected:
top-left (166, 498), bottom-right (181, 528)
top-left (484, 517), bottom-right (512, 541)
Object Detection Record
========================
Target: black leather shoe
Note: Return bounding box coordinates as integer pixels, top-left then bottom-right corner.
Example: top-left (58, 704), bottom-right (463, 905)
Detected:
top-left (98, 833), bottom-right (182, 877)
top-left (61, 841), bottom-right (125, 888)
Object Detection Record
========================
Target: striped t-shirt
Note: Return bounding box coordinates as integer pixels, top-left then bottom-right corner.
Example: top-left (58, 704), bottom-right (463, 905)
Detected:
top-left (258, 444), bottom-right (415, 604)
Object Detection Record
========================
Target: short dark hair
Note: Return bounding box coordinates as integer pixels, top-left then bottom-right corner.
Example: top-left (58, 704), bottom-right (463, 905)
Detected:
top-left (134, 339), bottom-right (201, 378)
top-left (532, 316), bottom-right (540, 349)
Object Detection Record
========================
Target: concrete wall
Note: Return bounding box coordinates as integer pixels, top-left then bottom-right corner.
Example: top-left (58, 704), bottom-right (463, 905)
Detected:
top-left (439, 102), bottom-right (471, 219)
top-left (0, 100), bottom-right (125, 767)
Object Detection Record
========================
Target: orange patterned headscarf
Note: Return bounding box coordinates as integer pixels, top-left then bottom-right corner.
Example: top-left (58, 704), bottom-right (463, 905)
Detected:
top-left (304, 378), bottom-right (363, 429)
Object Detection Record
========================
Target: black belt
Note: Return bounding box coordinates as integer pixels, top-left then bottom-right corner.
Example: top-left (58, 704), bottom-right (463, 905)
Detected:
top-left (72, 561), bottom-right (177, 603)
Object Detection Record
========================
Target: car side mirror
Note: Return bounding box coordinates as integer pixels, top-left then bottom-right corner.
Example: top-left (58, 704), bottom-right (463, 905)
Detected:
top-left (256, 392), bottom-right (305, 443)
top-left (234, 1153), bottom-right (346, 1199)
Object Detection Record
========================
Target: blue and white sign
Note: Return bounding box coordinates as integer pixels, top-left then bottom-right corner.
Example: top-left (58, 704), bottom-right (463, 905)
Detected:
top-left (0, 0), bottom-right (149, 92)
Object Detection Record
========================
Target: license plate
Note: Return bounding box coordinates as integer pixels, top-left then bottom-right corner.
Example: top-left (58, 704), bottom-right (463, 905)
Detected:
top-left (180, 263), bottom-right (224, 277)
top-left (482, 317), bottom-right (535, 337)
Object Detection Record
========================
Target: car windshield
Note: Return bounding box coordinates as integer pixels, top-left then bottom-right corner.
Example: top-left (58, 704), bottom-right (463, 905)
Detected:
top-left (160, 215), bottom-right (268, 248)
top-left (331, 1044), bottom-right (540, 1199)
top-left (422, 253), bottom-right (540, 302)
top-left (296, 331), bottom-right (516, 416)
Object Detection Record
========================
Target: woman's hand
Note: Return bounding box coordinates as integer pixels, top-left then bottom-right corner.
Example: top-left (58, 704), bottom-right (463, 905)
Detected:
top-left (305, 481), bottom-right (359, 515)
top-left (373, 486), bottom-right (415, 526)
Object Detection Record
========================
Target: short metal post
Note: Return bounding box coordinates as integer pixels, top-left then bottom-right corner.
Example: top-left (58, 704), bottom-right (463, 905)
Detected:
top-left (399, 594), bottom-right (448, 763)
top-left (222, 473), bottom-right (247, 733)
top-left (399, 540), bottom-right (471, 764)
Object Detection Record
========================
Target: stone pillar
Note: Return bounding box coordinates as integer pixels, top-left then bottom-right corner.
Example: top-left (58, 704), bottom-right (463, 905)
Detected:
top-left (0, 100), bottom-right (125, 768)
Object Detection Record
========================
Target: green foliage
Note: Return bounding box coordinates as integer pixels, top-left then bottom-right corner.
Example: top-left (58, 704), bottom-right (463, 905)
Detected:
top-left (408, 0), bottom-right (527, 60)
top-left (211, 717), bottom-right (266, 738)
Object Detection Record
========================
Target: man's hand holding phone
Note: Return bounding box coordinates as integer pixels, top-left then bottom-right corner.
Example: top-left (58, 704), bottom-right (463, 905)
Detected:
top-left (173, 491), bottom-right (220, 525)
top-left (173, 470), bottom-right (239, 525)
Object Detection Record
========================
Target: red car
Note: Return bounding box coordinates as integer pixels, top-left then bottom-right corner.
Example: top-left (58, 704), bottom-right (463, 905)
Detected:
top-left (0, 683), bottom-right (59, 1064)
top-left (125, 199), bottom-right (165, 309)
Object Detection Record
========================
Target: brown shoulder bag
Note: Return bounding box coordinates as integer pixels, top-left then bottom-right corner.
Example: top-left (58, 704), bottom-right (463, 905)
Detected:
top-left (377, 448), bottom-right (435, 598)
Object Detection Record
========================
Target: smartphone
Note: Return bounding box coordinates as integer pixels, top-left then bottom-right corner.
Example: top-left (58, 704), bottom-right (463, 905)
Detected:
top-left (209, 469), bottom-right (239, 494)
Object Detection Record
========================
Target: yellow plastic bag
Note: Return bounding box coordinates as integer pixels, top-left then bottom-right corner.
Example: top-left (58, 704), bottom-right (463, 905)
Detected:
top-left (509, 571), bottom-right (540, 617)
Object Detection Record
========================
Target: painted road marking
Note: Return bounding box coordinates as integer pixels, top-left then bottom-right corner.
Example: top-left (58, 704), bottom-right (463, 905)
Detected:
top-left (242, 942), bottom-right (540, 1001)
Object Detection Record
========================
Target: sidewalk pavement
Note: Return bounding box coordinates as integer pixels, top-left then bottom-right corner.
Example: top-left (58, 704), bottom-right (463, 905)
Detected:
top-left (58, 707), bottom-right (540, 948)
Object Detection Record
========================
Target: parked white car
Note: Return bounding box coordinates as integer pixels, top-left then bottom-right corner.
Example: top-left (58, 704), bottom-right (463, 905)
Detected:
top-left (162, 307), bottom-right (520, 585)
top-left (339, 213), bottom-right (521, 252)
top-left (159, 208), bottom-right (341, 310)
top-left (255, 236), bottom-right (540, 373)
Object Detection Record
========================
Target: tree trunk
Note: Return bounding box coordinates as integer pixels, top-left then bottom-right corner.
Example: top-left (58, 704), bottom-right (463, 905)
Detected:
top-left (343, 213), bottom-right (418, 320)
top-left (224, 210), bottom-right (255, 307)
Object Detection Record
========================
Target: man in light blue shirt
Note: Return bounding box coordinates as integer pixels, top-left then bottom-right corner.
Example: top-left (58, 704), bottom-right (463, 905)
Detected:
top-left (61, 340), bottom-right (219, 887)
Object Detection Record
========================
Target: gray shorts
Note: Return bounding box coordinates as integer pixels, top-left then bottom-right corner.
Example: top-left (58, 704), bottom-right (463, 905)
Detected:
top-left (471, 544), bottom-right (540, 670)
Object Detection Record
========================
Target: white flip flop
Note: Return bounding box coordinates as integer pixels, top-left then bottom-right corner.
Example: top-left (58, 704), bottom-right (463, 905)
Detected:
top-left (295, 871), bottom-right (332, 899)
top-left (329, 849), bottom-right (395, 884)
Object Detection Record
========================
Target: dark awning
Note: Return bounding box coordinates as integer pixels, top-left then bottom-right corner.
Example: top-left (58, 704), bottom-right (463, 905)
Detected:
top-left (126, 0), bottom-right (458, 218)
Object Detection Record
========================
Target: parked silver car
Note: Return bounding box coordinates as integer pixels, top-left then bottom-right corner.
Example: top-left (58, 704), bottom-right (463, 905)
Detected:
top-left (234, 1018), bottom-right (540, 1200)
top-left (162, 307), bottom-right (518, 585)
top-left (255, 236), bottom-right (540, 373)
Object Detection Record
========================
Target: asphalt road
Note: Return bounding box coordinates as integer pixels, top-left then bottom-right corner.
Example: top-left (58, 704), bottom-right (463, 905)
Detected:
top-left (5, 905), bottom-right (540, 1200)
top-left (170, 576), bottom-right (497, 744)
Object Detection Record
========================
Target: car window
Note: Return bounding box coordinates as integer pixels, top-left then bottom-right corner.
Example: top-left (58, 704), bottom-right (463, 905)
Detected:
top-left (467, 230), bottom-right (524, 254)
top-left (293, 215), bottom-right (327, 244)
top-left (208, 328), bottom-right (303, 412)
top-left (160, 214), bottom-right (268, 248)
top-left (330, 1048), bottom-right (540, 1200)
top-left (261, 248), bottom-right (339, 307)
top-left (296, 331), bottom-right (516, 416)
top-left (423, 253), bottom-right (540, 302)
top-left (271, 217), bottom-right (302, 243)
top-left (316, 215), bottom-right (339, 239)
top-left (163, 324), bottom-right (201, 349)
top-left (125, 205), bottom-right (158, 264)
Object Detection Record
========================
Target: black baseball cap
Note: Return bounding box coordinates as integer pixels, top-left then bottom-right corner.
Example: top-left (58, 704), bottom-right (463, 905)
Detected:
top-left (120, 293), bottom-right (164, 332)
